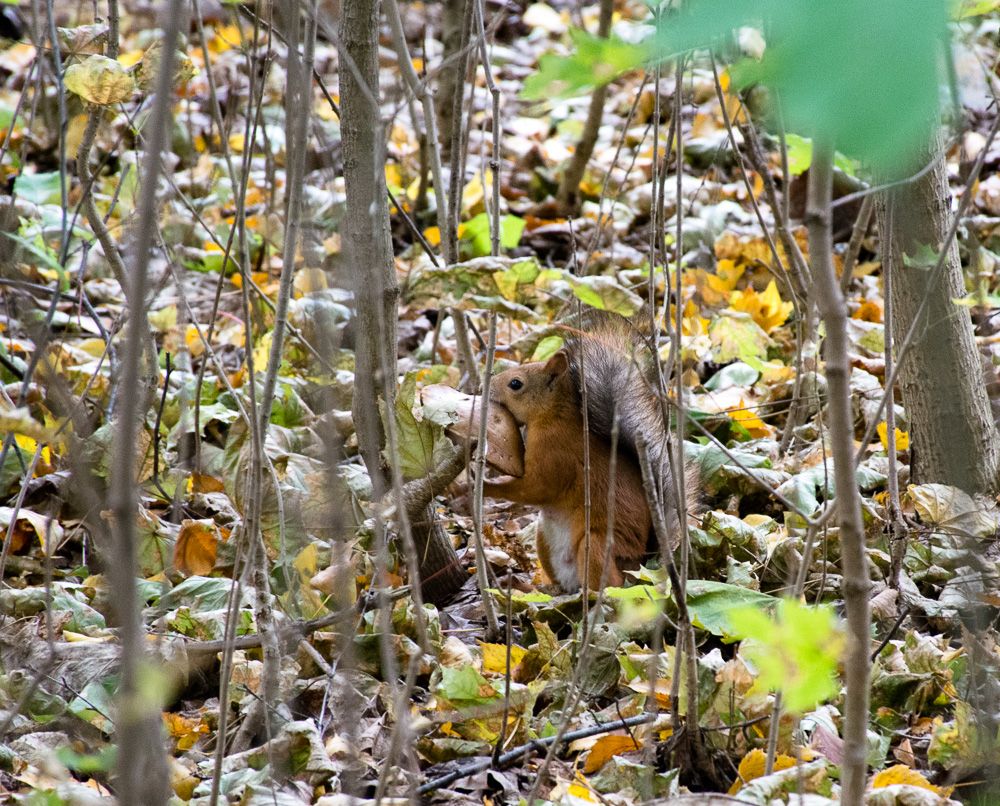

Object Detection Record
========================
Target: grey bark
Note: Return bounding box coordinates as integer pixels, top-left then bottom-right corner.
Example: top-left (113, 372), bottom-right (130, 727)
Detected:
top-left (878, 130), bottom-right (1000, 494)
top-left (436, 0), bottom-right (468, 159)
top-left (339, 0), bottom-right (465, 604)
top-left (808, 137), bottom-right (870, 806)
top-left (339, 0), bottom-right (399, 485)
top-left (107, 0), bottom-right (179, 801)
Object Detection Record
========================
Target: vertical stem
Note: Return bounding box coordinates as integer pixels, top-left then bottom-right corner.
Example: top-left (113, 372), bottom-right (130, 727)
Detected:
top-left (108, 1), bottom-right (184, 803)
top-left (806, 135), bottom-right (870, 805)
top-left (554, 0), bottom-right (612, 212)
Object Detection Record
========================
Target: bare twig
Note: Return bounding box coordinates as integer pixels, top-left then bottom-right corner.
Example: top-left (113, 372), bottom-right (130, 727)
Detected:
top-left (806, 135), bottom-right (870, 805)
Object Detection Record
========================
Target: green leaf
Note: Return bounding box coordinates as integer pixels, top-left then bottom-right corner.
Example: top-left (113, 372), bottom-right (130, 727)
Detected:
top-left (703, 361), bottom-right (760, 391)
top-left (952, 0), bottom-right (1000, 18)
top-left (522, 29), bottom-right (647, 101)
top-left (784, 133), bottom-right (813, 175)
top-left (685, 579), bottom-right (778, 639)
top-left (406, 256), bottom-right (645, 319)
top-left (651, 0), bottom-right (949, 175)
top-left (708, 311), bottom-right (771, 364)
top-left (531, 335), bottom-right (565, 362)
top-left (13, 172), bottom-right (62, 205)
top-left (383, 373), bottom-right (453, 481)
top-left (460, 213), bottom-right (526, 257)
top-left (435, 665), bottom-right (499, 705)
top-left (783, 133), bottom-right (860, 176)
top-left (727, 598), bottom-right (844, 713)
top-left (55, 746), bottom-right (117, 775)
top-left (158, 576), bottom-right (237, 612)
top-left (68, 678), bottom-right (117, 732)
top-left (563, 274), bottom-right (645, 316)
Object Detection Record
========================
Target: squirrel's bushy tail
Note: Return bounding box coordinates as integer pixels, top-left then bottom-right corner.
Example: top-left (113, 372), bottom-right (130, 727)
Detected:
top-left (562, 309), bottom-right (676, 502)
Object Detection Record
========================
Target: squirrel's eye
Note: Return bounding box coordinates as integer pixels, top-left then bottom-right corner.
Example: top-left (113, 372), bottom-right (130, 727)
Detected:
top-left (508, 378), bottom-right (523, 391)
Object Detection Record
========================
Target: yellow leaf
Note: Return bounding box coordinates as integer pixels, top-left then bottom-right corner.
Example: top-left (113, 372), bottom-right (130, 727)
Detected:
top-left (462, 170), bottom-right (491, 214)
top-left (871, 764), bottom-right (944, 795)
top-left (64, 54), bottom-right (135, 105)
top-left (728, 399), bottom-right (772, 438)
top-left (728, 748), bottom-right (799, 794)
top-left (567, 782), bottom-right (595, 801)
top-left (294, 543), bottom-right (320, 580)
top-left (228, 133), bottom-right (245, 153)
top-left (423, 226), bottom-right (441, 247)
top-left (877, 421), bottom-right (909, 451)
top-left (852, 299), bottom-right (883, 322)
top-left (582, 735), bottom-right (642, 773)
top-left (119, 49), bottom-right (144, 68)
top-left (730, 280), bottom-right (793, 333)
top-left (385, 163), bottom-right (403, 191)
top-left (185, 324), bottom-right (205, 358)
top-left (479, 642), bottom-right (528, 674)
top-left (163, 712), bottom-right (210, 751)
top-left (293, 268), bottom-right (328, 297)
top-left (63, 631), bottom-right (113, 643)
top-left (697, 260), bottom-right (746, 306)
top-left (209, 24), bottom-right (243, 54)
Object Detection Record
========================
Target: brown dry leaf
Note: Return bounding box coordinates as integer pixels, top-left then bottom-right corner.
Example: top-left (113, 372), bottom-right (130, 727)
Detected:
top-left (420, 383), bottom-right (525, 476)
top-left (582, 734), bottom-right (642, 773)
top-left (893, 738), bottom-right (917, 767)
top-left (625, 676), bottom-right (671, 709)
top-left (174, 519), bottom-right (220, 576)
top-left (64, 54), bottom-right (135, 105)
top-left (190, 473), bottom-right (225, 494)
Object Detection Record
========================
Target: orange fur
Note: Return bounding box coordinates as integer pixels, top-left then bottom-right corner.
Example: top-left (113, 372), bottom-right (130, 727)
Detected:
top-left (484, 350), bottom-right (657, 591)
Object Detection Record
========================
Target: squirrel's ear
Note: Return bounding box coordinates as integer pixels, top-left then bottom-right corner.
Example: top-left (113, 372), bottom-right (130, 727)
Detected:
top-left (543, 350), bottom-right (569, 381)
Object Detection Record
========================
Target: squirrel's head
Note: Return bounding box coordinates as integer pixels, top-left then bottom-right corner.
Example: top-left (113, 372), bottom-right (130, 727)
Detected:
top-left (489, 351), bottom-right (572, 426)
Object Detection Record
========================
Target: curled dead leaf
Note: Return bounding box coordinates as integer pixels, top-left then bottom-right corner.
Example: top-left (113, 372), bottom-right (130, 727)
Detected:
top-left (420, 383), bottom-right (525, 477)
top-left (174, 519), bottom-right (221, 576)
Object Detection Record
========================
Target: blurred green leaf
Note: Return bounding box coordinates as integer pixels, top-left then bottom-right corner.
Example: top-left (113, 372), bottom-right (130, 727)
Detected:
top-left (652, 0), bottom-right (948, 174)
top-left (727, 598), bottom-right (844, 713)
top-left (522, 29), bottom-right (646, 100)
top-left (435, 665), bottom-right (500, 705)
top-left (13, 171), bottom-right (62, 205)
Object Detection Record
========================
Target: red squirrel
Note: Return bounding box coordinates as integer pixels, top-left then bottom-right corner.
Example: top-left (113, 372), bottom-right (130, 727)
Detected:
top-left (483, 311), bottom-right (685, 591)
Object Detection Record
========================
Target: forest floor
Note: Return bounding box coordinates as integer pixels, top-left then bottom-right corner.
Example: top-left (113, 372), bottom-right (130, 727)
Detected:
top-left (2, 1), bottom-right (1000, 804)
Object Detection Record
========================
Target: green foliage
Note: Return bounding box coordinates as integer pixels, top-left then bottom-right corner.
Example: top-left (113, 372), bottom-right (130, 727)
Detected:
top-left (524, 2), bottom-right (950, 175)
top-left (382, 373), bottom-right (453, 481)
top-left (55, 746), bottom-right (117, 775)
top-left (435, 665), bottom-right (500, 706)
top-left (406, 256), bottom-right (645, 318)
top-left (13, 171), bottom-right (62, 205)
top-left (782, 133), bottom-right (860, 177)
top-left (522, 29), bottom-right (646, 100)
top-left (460, 213), bottom-right (526, 257)
top-left (727, 598), bottom-right (844, 713)
top-left (652, 0), bottom-right (948, 174)
top-left (685, 579), bottom-right (777, 639)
